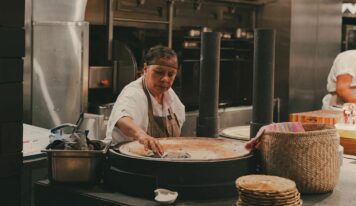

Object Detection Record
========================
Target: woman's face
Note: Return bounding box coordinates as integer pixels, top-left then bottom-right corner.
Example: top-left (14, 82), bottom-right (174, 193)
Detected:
top-left (144, 57), bottom-right (178, 97)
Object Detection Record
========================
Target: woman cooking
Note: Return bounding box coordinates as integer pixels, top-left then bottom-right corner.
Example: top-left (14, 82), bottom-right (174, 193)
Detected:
top-left (322, 50), bottom-right (356, 109)
top-left (106, 45), bottom-right (185, 156)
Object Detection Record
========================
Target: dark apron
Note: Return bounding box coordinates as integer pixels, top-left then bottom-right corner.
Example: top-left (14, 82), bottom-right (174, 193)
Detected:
top-left (142, 78), bottom-right (181, 137)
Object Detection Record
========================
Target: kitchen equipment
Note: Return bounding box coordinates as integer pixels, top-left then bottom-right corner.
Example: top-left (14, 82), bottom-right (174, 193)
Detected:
top-left (188, 29), bottom-right (200, 37)
top-left (112, 40), bottom-right (138, 94)
top-left (98, 103), bottom-right (115, 119)
top-left (250, 29), bottom-right (275, 137)
top-left (49, 123), bottom-right (78, 142)
top-left (235, 28), bottom-right (247, 39)
top-left (33, 0), bottom-right (87, 22)
top-left (78, 113), bottom-right (105, 140)
top-left (89, 66), bottom-right (112, 89)
top-left (221, 32), bottom-right (232, 39)
top-left (197, 32), bottom-right (221, 137)
top-left (220, 125), bottom-right (250, 140)
top-left (43, 121), bottom-right (110, 183)
top-left (103, 137), bottom-right (256, 200)
top-left (154, 188), bottom-right (178, 204)
top-left (119, 137), bottom-right (250, 160)
top-left (180, 28), bottom-right (253, 110)
top-left (183, 41), bottom-right (199, 48)
top-left (235, 28), bottom-right (254, 40)
top-left (43, 140), bottom-right (110, 183)
top-left (24, 0), bottom-right (89, 129)
top-left (201, 27), bottom-right (212, 32)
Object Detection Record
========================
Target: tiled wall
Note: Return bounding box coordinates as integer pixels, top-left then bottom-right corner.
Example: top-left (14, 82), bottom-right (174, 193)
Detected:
top-left (0, 0), bottom-right (25, 205)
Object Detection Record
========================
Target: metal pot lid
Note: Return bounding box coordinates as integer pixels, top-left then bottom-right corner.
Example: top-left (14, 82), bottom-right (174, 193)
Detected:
top-left (116, 137), bottom-right (250, 161)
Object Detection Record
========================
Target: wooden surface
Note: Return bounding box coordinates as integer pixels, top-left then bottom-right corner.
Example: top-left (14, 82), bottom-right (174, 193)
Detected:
top-left (340, 137), bottom-right (356, 155)
top-left (289, 109), bottom-right (356, 155)
top-left (289, 110), bottom-right (342, 125)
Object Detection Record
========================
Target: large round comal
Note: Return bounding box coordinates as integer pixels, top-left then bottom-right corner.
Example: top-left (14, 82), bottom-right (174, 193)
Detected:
top-left (103, 137), bottom-right (257, 200)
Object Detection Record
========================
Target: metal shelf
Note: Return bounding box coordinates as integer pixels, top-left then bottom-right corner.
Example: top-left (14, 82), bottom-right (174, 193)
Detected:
top-left (182, 59), bottom-right (235, 62)
top-left (235, 48), bottom-right (253, 52)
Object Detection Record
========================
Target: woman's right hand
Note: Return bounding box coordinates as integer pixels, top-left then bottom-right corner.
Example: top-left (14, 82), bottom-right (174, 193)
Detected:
top-left (116, 117), bottom-right (164, 156)
top-left (138, 134), bottom-right (164, 156)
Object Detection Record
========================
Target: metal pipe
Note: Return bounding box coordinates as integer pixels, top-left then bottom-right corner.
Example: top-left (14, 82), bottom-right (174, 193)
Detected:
top-left (196, 32), bottom-right (221, 137)
top-left (250, 29), bottom-right (275, 138)
top-left (112, 40), bottom-right (119, 94)
top-left (273, 97), bottom-right (280, 122)
top-left (23, 0), bottom-right (33, 124)
top-left (167, 0), bottom-right (174, 48)
top-left (251, 8), bottom-right (256, 29)
top-left (113, 17), bottom-right (169, 24)
top-left (106, 0), bottom-right (114, 62)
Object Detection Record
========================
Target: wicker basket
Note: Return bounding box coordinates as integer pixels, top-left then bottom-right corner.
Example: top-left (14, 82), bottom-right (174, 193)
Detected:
top-left (259, 123), bottom-right (341, 194)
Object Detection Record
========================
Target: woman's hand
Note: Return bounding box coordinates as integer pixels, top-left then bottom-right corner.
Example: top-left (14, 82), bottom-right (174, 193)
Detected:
top-left (138, 134), bottom-right (164, 156)
top-left (336, 74), bottom-right (356, 103)
top-left (116, 116), bottom-right (164, 156)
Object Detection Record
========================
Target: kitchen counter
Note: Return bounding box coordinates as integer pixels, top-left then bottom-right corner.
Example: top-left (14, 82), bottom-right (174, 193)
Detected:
top-left (34, 155), bottom-right (356, 206)
top-left (302, 155), bottom-right (356, 206)
top-left (22, 124), bottom-right (50, 206)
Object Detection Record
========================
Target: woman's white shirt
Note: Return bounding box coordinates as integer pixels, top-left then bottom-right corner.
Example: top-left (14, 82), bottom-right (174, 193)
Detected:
top-left (326, 50), bottom-right (356, 92)
top-left (322, 50), bottom-right (356, 109)
top-left (105, 76), bottom-right (185, 144)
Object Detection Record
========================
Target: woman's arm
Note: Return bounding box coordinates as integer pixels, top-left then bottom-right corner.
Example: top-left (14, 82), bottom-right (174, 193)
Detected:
top-left (116, 116), bottom-right (164, 155)
top-left (336, 74), bottom-right (356, 103)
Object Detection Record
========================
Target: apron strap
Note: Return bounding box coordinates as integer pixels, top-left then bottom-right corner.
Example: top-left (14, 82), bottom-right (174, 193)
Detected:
top-left (167, 108), bottom-right (180, 136)
top-left (142, 78), bottom-right (170, 137)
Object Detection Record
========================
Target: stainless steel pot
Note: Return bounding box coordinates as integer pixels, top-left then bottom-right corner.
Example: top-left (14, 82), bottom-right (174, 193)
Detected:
top-left (98, 103), bottom-right (115, 120)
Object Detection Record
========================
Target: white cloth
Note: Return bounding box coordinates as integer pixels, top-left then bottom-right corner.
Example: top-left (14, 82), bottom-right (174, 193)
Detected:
top-left (322, 50), bottom-right (356, 109)
top-left (105, 76), bottom-right (185, 144)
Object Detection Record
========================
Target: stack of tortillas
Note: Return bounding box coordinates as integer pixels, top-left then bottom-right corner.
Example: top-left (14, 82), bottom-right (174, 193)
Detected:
top-left (235, 175), bottom-right (302, 206)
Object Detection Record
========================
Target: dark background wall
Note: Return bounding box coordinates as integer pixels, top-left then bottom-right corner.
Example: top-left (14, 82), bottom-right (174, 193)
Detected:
top-left (0, 0), bottom-right (25, 205)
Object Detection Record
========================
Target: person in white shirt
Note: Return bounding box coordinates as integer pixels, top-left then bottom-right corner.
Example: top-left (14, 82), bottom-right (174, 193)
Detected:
top-left (106, 45), bottom-right (185, 155)
top-left (322, 50), bottom-right (356, 109)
